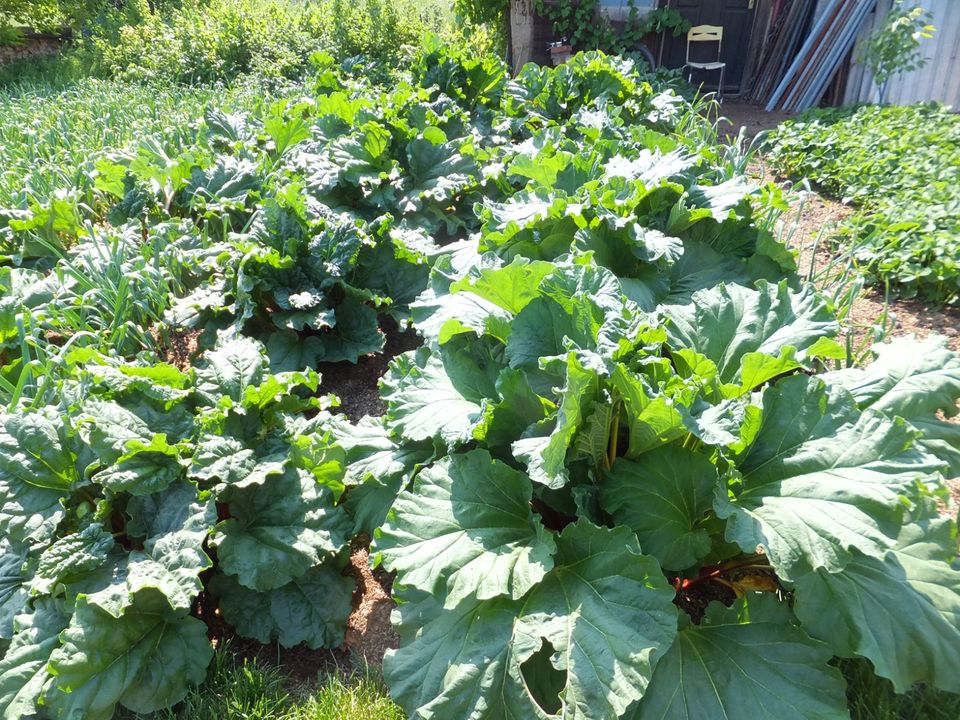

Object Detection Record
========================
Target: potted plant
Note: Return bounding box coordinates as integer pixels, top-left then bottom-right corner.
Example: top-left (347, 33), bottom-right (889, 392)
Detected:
top-left (549, 38), bottom-right (573, 64)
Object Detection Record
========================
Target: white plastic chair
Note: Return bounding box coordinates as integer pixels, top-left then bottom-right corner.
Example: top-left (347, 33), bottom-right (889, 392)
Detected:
top-left (684, 25), bottom-right (726, 100)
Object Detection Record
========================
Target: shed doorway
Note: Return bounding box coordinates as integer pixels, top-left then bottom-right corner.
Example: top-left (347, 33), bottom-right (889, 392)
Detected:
top-left (661, 0), bottom-right (758, 95)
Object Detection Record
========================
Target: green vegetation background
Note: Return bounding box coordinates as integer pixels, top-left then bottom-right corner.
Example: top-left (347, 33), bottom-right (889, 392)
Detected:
top-left (0, 1), bottom-right (956, 717)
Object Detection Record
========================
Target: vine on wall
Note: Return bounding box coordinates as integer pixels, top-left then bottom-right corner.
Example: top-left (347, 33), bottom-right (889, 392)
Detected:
top-left (534, 0), bottom-right (690, 55)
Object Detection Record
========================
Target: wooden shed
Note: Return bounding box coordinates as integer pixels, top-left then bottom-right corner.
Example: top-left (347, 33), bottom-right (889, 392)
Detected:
top-left (512, 0), bottom-right (769, 95)
top-left (511, 0), bottom-right (960, 110)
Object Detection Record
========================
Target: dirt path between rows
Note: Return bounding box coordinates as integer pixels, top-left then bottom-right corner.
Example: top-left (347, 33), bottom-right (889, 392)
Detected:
top-left (771, 169), bottom-right (960, 354)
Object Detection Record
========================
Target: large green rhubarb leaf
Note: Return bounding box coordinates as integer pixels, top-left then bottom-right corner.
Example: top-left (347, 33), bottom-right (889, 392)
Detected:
top-left (411, 288), bottom-right (511, 347)
top-left (0, 600), bottom-right (69, 719)
top-left (315, 295), bottom-right (386, 363)
top-left (0, 540), bottom-right (30, 638)
top-left (512, 353), bottom-right (600, 489)
top-left (793, 517), bottom-right (960, 694)
top-left (502, 261), bottom-right (629, 369)
top-left (909, 416), bottom-right (960, 479)
top-left (382, 347), bottom-right (484, 446)
top-left (189, 434), bottom-right (286, 491)
top-left (513, 521), bottom-right (677, 719)
top-left (379, 449), bottom-right (555, 605)
top-left (400, 136), bottom-right (478, 212)
top-left (93, 438), bottom-right (183, 496)
top-left (80, 398), bottom-right (156, 464)
top-left (505, 295), bottom-right (595, 368)
top-left (610, 364), bottom-right (687, 457)
top-left (326, 415), bottom-right (433, 488)
top-left (29, 523), bottom-right (114, 596)
top-left (385, 521), bottom-right (677, 720)
top-left (824, 335), bottom-right (960, 420)
top-left (325, 415), bottom-right (435, 534)
top-left (629, 596), bottom-right (848, 720)
top-left (601, 446), bottom-right (718, 570)
top-left (212, 467), bottom-right (351, 591)
top-left (0, 411), bottom-right (76, 543)
top-left (449, 257), bottom-right (556, 315)
top-left (665, 281), bottom-right (837, 384)
top-left (720, 375), bottom-right (943, 580)
top-left (385, 591), bottom-right (541, 720)
top-left (0, 477), bottom-right (67, 545)
top-left (84, 482), bottom-right (214, 616)
top-left (46, 591), bottom-right (212, 720)
top-left (0, 410), bottom-right (77, 491)
top-left (195, 335), bottom-right (267, 405)
top-left (213, 560), bottom-right (353, 649)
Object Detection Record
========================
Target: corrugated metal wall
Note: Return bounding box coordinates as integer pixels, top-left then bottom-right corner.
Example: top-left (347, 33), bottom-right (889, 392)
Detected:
top-left (843, 0), bottom-right (960, 106)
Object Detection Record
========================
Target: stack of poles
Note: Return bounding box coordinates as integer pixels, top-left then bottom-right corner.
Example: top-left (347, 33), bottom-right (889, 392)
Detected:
top-left (765, 0), bottom-right (877, 112)
top-left (745, 0), bottom-right (817, 105)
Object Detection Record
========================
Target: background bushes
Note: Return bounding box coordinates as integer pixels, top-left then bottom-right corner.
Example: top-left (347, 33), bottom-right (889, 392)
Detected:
top-left (1, 0), bottom-right (456, 87)
top-left (91, 0), bottom-right (325, 83)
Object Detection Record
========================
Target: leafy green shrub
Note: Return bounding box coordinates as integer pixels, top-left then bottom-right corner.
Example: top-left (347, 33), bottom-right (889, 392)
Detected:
top-left (858, 0), bottom-right (935, 105)
top-left (317, 0), bottom-right (454, 67)
top-left (534, 0), bottom-right (690, 54)
top-left (766, 103), bottom-right (960, 304)
top-left (82, 0), bottom-right (453, 85)
top-left (89, 0), bottom-right (325, 84)
top-left (0, 0), bottom-right (187, 42)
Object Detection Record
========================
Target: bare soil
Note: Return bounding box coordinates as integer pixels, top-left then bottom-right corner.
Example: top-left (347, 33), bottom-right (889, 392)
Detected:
top-left (716, 101), bottom-right (795, 142)
top-left (157, 327), bottom-right (202, 370)
top-left (318, 317), bottom-right (421, 421)
top-left (344, 534), bottom-right (399, 666)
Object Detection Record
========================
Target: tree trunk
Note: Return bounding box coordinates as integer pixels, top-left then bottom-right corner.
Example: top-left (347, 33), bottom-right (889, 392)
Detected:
top-left (510, 0), bottom-right (536, 74)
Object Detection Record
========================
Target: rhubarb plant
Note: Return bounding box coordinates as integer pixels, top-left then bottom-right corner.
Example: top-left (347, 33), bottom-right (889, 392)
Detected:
top-left (0, 336), bottom-right (369, 719)
top-left (370, 250), bottom-right (960, 718)
top-left (1, 42), bottom-right (959, 720)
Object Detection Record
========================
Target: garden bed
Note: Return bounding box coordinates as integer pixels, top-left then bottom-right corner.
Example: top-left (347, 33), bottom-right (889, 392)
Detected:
top-left (1, 46), bottom-right (959, 720)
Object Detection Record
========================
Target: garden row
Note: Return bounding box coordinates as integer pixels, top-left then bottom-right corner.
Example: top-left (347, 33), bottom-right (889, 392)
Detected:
top-left (0, 45), bottom-right (959, 720)
top-left (766, 103), bottom-right (960, 305)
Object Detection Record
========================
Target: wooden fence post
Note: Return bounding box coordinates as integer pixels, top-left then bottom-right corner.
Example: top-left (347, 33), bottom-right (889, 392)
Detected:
top-left (510, 0), bottom-right (535, 73)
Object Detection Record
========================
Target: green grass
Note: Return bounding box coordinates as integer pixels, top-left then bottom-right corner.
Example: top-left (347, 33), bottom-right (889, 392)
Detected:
top-left (286, 675), bottom-right (405, 720)
top-left (115, 643), bottom-right (404, 720)
top-left (843, 659), bottom-right (960, 720)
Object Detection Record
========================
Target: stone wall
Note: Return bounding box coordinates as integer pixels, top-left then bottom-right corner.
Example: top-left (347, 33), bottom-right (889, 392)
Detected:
top-left (0, 34), bottom-right (62, 65)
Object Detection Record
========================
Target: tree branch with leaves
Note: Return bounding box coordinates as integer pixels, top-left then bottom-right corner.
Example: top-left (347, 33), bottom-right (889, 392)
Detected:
top-left (858, 0), bottom-right (935, 104)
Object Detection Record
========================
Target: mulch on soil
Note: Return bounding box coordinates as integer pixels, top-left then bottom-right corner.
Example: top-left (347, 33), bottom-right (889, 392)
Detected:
top-left (306, 320), bottom-right (420, 671)
top-left (317, 318), bottom-right (421, 421)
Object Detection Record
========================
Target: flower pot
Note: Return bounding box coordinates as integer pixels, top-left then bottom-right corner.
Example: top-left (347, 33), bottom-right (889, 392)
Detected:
top-left (550, 44), bottom-right (573, 65)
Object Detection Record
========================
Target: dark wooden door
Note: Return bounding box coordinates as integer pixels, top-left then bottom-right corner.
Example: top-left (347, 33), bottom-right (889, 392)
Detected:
top-left (661, 0), bottom-right (756, 94)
